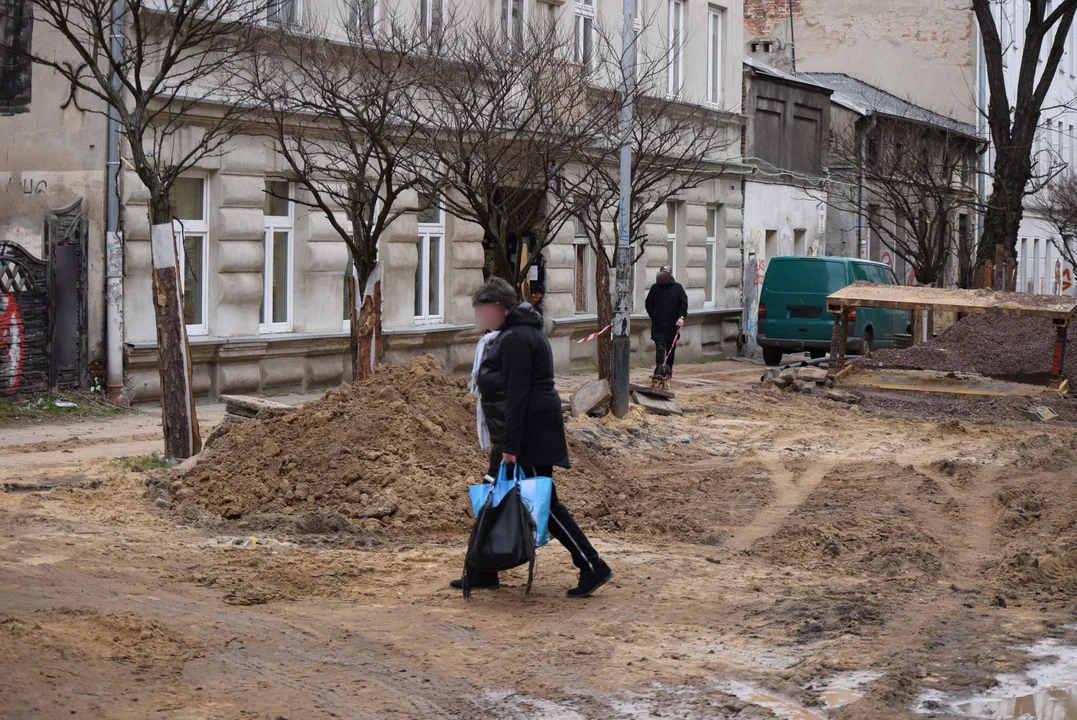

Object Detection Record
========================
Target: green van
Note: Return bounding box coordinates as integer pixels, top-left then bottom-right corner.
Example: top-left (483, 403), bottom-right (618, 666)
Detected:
top-left (756, 256), bottom-right (911, 366)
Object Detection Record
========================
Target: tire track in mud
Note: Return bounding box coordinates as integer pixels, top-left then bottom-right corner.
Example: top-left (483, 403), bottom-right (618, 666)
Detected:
top-left (724, 458), bottom-right (833, 552)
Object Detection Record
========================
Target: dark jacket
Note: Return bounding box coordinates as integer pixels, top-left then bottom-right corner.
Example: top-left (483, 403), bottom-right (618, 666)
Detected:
top-left (476, 303), bottom-right (570, 468)
top-left (645, 272), bottom-right (688, 340)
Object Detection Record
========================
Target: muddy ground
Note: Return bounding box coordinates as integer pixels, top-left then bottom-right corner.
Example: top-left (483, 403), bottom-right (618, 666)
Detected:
top-left (2, 361), bottom-right (1077, 719)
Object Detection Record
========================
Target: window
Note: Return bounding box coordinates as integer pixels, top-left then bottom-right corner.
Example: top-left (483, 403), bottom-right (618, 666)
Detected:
top-left (998, 0), bottom-right (1011, 67)
top-left (1070, 124), bottom-right (1075, 167)
top-left (170, 176), bottom-right (209, 335)
top-left (707, 7), bottom-right (723, 105)
top-left (415, 193), bottom-right (445, 322)
top-left (574, 214), bottom-right (589, 313)
top-left (502, 0), bottom-right (524, 48)
top-left (1059, 121), bottom-right (1066, 165)
top-left (267, 0), bottom-right (299, 24)
top-left (420, 0), bottom-right (443, 37)
top-left (353, 0), bottom-right (377, 31)
top-left (261, 181), bottom-right (293, 332)
top-left (666, 0), bottom-right (684, 96)
top-left (1069, 25), bottom-right (1076, 76)
top-left (705, 206), bottom-right (718, 305)
top-left (343, 261), bottom-right (354, 330)
top-left (793, 229), bottom-right (806, 256)
top-left (765, 229), bottom-right (777, 260)
top-left (665, 201), bottom-right (679, 271)
top-left (575, 0), bottom-right (596, 72)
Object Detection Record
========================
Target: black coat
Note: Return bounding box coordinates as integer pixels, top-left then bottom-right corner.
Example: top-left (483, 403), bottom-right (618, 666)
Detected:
top-left (476, 302), bottom-right (570, 469)
top-left (645, 276), bottom-right (688, 340)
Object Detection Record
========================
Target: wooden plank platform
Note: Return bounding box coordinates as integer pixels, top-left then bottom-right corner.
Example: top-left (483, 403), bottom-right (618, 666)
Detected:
top-left (841, 368), bottom-right (1048, 397)
top-left (826, 282), bottom-right (1077, 325)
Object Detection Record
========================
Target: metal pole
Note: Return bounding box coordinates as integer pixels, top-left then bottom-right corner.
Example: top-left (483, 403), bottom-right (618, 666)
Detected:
top-left (105, 0), bottom-right (125, 400)
top-left (611, 0), bottom-right (637, 417)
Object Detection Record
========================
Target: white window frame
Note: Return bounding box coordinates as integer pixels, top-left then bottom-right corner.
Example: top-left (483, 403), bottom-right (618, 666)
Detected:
top-left (267, 0), bottom-right (300, 25)
top-left (573, 214), bottom-right (590, 314)
top-left (706, 6), bottom-right (723, 106)
top-left (705, 205), bottom-right (718, 306)
top-left (665, 201), bottom-right (679, 273)
top-left (415, 197), bottom-right (446, 324)
top-left (998, 0), bottom-right (1011, 68)
top-left (501, 0), bottom-right (525, 49)
top-left (575, 0), bottom-right (596, 73)
top-left (353, 0), bottom-right (379, 32)
top-left (666, 0), bottom-right (684, 97)
top-left (420, 0), bottom-right (443, 37)
top-left (1069, 25), bottom-right (1076, 76)
top-left (172, 174), bottom-right (209, 337)
top-left (261, 181), bottom-right (294, 333)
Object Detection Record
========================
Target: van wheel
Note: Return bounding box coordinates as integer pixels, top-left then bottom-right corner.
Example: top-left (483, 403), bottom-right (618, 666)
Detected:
top-left (763, 348), bottom-right (783, 366)
top-left (862, 329), bottom-right (874, 358)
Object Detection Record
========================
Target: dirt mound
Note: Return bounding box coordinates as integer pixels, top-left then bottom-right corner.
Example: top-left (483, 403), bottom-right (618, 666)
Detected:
top-left (752, 462), bottom-right (946, 579)
top-left (182, 356), bottom-right (490, 533)
top-left (869, 314), bottom-right (1075, 384)
top-left (180, 356), bottom-right (617, 536)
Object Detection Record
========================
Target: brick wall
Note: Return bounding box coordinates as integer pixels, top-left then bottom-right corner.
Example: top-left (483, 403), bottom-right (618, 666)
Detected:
top-left (744, 0), bottom-right (802, 39)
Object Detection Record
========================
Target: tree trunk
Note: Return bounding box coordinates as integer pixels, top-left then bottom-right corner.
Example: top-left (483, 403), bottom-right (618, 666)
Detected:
top-left (978, 145), bottom-right (1029, 265)
top-left (595, 260), bottom-right (613, 380)
top-left (147, 197), bottom-right (201, 459)
top-left (352, 261), bottom-right (383, 382)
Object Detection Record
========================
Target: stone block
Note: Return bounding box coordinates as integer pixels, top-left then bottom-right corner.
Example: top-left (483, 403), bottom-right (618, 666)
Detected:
top-left (218, 363), bottom-right (262, 394)
top-left (826, 389), bottom-right (863, 405)
top-left (798, 367), bottom-right (829, 384)
top-left (631, 391), bottom-right (683, 416)
top-left (571, 379), bottom-right (611, 417)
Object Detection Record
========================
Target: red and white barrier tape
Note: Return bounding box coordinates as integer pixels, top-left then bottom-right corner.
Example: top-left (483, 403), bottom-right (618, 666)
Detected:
top-left (574, 324), bottom-right (613, 344)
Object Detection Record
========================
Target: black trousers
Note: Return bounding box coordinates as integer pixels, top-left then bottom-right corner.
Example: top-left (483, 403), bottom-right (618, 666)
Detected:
top-left (470, 455), bottom-right (602, 583)
top-left (654, 331), bottom-right (677, 372)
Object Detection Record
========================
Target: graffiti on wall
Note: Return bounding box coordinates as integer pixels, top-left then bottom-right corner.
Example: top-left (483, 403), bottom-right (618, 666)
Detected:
top-left (0, 292), bottom-right (22, 394)
top-left (0, 242), bottom-right (49, 395)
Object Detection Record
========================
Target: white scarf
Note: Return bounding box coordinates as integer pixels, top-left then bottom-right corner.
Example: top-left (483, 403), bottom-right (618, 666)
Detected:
top-left (471, 330), bottom-right (500, 451)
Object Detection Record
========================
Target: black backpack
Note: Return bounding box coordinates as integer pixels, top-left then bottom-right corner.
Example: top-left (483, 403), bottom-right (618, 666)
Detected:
top-left (462, 483), bottom-right (536, 600)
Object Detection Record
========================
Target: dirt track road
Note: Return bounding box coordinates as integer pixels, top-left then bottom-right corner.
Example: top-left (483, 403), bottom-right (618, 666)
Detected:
top-left (3, 361), bottom-right (1077, 719)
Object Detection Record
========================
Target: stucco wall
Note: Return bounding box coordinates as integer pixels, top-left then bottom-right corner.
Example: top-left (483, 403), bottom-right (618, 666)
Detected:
top-left (743, 0), bottom-right (978, 124)
top-left (741, 179), bottom-right (826, 356)
top-left (0, 23), bottom-right (108, 364)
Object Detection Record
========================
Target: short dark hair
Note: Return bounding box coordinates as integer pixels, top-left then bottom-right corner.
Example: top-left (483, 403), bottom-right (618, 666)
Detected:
top-left (472, 277), bottom-right (518, 308)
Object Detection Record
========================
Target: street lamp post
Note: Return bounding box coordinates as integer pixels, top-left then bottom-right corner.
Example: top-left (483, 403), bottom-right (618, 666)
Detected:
top-left (611, 0), bottom-right (636, 416)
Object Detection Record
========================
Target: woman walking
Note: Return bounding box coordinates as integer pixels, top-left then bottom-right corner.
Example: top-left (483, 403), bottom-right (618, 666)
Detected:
top-left (452, 277), bottom-right (613, 598)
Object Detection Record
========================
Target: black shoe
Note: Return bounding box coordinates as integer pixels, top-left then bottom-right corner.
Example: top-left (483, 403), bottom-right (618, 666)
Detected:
top-left (566, 563), bottom-right (613, 598)
top-left (449, 576), bottom-right (499, 591)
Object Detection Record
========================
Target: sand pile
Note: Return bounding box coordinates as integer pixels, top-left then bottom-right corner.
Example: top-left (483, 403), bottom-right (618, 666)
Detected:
top-left (869, 314), bottom-right (1076, 384)
top-left (181, 356), bottom-right (489, 533)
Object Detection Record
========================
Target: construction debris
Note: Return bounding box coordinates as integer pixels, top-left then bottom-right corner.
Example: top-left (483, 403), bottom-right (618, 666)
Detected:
top-left (1019, 405), bottom-right (1059, 422)
top-left (631, 390), bottom-right (683, 416)
top-left (629, 382), bottom-right (675, 400)
top-left (219, 394), bottom-right (298, 424)
top-left (761, 366), bottom-right (834, 394)
top-left (570, 380), bottom-right (612, 417)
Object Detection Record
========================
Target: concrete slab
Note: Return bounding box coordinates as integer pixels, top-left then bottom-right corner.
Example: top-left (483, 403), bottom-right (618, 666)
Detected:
top-left (570, 380), bottom-right (612, 417)
top-left (631, 391), bottom-right (683, 416)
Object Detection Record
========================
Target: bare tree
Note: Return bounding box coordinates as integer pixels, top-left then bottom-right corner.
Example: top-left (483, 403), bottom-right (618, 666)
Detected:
top-left (974, 0), bottom-right (1077, 268)
top-left (244, 11), bottom-right (435, 380)
top-left (569, 22), bottom-right (738, 378)
top-left (819, 113), bottom-right (981, 286)
top-left (418, 18), bottom-right (609, 292)
top-left (1029, 171), bottom-right (1077, 275)
top-left (3, 0), bottom-right (264, 457)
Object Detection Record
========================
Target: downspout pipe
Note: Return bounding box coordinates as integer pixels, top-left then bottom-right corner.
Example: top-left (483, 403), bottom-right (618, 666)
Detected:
top-left (856, 116), bottom-right (877, 260)
top-left (104, 0), bottom-right (124, 400)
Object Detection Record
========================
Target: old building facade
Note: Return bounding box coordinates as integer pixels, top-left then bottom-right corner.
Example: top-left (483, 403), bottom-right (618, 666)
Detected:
top-left (1, 0), bottom-right (747, 400)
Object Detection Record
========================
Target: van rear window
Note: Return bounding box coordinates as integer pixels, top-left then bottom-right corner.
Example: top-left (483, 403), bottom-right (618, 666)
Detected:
top-left (851, 263), bottom-right (894, 285)
top-left (766, 260), bottom-right (847, 293)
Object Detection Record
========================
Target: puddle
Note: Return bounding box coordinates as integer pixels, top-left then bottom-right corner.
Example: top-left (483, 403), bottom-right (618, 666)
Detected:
top-left (714, 671), bottom-right (880, 719)
top-left (818, 671), bottom-right (881, 709)
top-left (916, 637), bottom-right (1077, 719)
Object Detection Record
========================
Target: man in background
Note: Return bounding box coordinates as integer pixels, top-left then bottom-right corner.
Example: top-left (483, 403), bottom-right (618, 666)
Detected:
top-left (645, 266), bottom-right (687, 386)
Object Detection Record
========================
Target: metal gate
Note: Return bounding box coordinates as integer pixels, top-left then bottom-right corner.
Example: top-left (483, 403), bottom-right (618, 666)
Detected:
top-left (45, 198), bottom-right (89, 390)
top-left (0, 241), bottom-right (49, 395)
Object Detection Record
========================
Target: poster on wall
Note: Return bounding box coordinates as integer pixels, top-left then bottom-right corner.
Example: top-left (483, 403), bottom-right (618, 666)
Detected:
top-left (0, 0), bottom-right (34, 115)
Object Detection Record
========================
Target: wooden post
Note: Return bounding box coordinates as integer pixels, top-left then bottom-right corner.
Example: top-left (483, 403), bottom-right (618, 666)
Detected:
top-left (994, 244), bottom-right (1005, 289)
top-left (926, 305), bottom-right (935, 342)
top-left (983, 260), bottom-right (994, 289)
top-left (1005, 258), bottom-right (1016, 292)
top-left (831, 305), bottom-right (850, 368)
top-left (149, 221), bottom-right (201, 459)
top-left (912, 307), bottom-right (923, 346)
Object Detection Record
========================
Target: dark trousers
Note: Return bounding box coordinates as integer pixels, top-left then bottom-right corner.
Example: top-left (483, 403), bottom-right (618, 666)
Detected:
top-left (654, 332), bottom-right (677, 372)
top-left (470, 456), bottom-right (602, 583)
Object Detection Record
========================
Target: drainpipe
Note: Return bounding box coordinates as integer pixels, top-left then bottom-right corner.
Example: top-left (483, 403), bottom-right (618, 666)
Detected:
top-left (856, 116), bottom-right (877, 260)
top-left (104, 0), bottom-right (124, 401)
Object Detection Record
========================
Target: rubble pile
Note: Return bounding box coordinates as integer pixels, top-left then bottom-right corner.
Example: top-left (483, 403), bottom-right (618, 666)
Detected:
top-left (760, 365), bottom-right (863, 404)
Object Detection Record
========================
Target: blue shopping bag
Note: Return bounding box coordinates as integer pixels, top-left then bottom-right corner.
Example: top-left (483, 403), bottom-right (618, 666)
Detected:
top-left (469, 463), bottom-right (552, 547)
